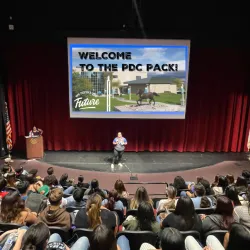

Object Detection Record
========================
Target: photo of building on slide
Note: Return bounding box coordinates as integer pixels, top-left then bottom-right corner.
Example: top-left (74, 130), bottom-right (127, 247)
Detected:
top-left (71, 46), bottom-right (187, 112)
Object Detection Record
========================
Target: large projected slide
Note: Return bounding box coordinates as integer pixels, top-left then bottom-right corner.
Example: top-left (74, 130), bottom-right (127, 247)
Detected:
top-left (67, 38), bottom-right (190, 119)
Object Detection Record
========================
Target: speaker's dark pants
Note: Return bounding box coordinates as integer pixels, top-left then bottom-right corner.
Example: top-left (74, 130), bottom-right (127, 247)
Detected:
top-left (113, 149), bottom-right (124, 164)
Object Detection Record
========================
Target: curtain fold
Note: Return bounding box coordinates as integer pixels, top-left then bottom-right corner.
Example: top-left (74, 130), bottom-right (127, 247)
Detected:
top-left (2, 45), bottom-right (249, 152)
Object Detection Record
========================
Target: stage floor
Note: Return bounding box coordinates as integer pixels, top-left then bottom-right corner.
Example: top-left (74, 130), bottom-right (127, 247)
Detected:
top-left (39, 151), bottom-right (250, 174)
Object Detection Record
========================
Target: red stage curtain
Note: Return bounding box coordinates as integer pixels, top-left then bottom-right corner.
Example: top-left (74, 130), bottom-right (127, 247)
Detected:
top-left (2, 44), bottom-right (250, 152)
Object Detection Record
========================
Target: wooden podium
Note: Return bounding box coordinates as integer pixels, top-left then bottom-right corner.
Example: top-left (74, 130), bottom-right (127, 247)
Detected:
top-left (25, 136), bottom-right (44, 159)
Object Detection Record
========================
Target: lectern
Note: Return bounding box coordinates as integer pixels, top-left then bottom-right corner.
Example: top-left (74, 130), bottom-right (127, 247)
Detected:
top-left (25, 136), bottom-right (44, 159)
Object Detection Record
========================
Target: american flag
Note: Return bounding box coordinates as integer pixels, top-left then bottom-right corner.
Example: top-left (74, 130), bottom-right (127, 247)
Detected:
top-left (4, 102), bottom-right (12, 151)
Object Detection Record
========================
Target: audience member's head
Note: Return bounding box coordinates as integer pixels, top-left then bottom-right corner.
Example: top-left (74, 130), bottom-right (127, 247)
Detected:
top-left (225, 185), bottom-right (241, 206)
top-left (194, 183), bottom-right (205, 197)
top-left (199, 179), bottom-right (213, 195)
top-left (114, 179), bottom-right (127, 195)
top-left (15, 166), bottom-right (23, 176)
top-left (73, 187), bottom-right (85, 203)
top-left (105, 189), bottom-right (119, 211)
top-left (160, 227), bottom-right (185, 250)
top-left (47, 167), bottom-right (54, 176)
top-left (0, 191), bottom-right (25, 222)
top-left (242, 170), bottom-right (250, 181)
top-left (137, 201), bottom-right (156, 231)
top-left (78, 175), bottom-right (84, 183)
top-left (166, 186), bottom-right (177, 199)
top-left (226, 174), bottom-right (235, 185)
top-left (200, 196), bottom-right (211, 208)
top-left (91, 179), bottom-right (99, 189)
top-left (16, 181), bottom-right (29, 195)
top-left (48, 188), bottom-right (63, 206)
top-left (29, 169), bottom-right (38, 177)
top-left (6, 172), bottom-right (16, 187)
top-left (89, 224), bottom-right (117, 250)
top-left (214, 196), bottom-right (234, 229)
top-left (21, 222), bottom-right (50, 250)
top-left (86, 193), bottom-right (102, 229)
top-left (26, 174), bottom-right (37, 184)
top-left (131, 186), bottom-right (151, 209)
top-left (227, 223), bottom-right (250, 250)
top-left (59, 173), bottom-right (68, 186)
top-left (44, 175), bottom-right (57, 187)
top-left (217, 176), bottom-right (229, 192)
top-left (173, 176), bottom-right (186, 191)
top-left (236, 176), bottom-right (248, 187)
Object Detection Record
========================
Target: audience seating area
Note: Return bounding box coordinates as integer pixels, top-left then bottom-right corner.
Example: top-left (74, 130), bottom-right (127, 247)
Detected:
top-left (0, 162), bottom-right (250, 250)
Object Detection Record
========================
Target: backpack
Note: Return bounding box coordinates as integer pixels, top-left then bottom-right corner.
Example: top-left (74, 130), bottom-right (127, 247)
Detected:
top-left (25, 192), bottom-right (48, 214)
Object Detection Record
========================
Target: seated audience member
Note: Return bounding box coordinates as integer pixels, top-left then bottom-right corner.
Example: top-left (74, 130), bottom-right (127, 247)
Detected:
top-left (172, 176), bottom-right (187, 196)
top-left (226, 174), bottom-right (235, 185)
top-left (59, 173), bottom-right (71, 187)
top-left (0, 191), bottom-right (37, 225)
top-left (130, 186), bottom-right (153, 209)
top-left (225, 223), bottom-right (250, 250)
top-left (75, 193), bottom-right (117, 231)
top-left (199, 178), bottom-right (214, 196)
top-left (15, 166), bottom-right (26, 181)
top-left (161, 196), bottom-right (202, 232)
top-left (19, 222), bottom-right (88, 250)
top-left (43, 175), bottom-right (57, 188)
top-left (190, 184), bottom-right (213, 208)
top-left (46, 167), bottom-right (58, 185)
top-left (212, 175), bottom-right (228, 195)
top-left (38, 188), bottom-right (71, 230)
top-left (65, 187), bottom-right (87, 207)
top-left (114, 179), bottom-right (129, 198)
top-left (242, 170), bottom-right (250, 184)
top-left (202, 196), bottom-right (235, 234)
top-left (90, 224), bottom-right (130, 250)
top-left (16, 181), bottom-right (30, 200)
top-left (225, 185), bottom-right (242, 207)
top-left (235, 176), bottom-right (248, 193)
top-left (26, 174), bottom-right (39, 192)
top-left (6, 172), bottom-right (16, 188)
top-left (102, 189), bottom-right (124, 211)
top-left (157, 186), bottom-right (177, 212)
top-left (123, 201), bottom-right (160, 233)
top-left (200, 196), bottom-right (211, 208)
top-left (140, 227), bottom-right (185, 250)
top-left (233, 191), bottom-right (250, 228)
top-left (85, 179), bottom-right (107, 199)
top-left (27, 179), bottom-right (43, 195)
top-left (29, 169), bottom-right (38, 178)
top-left (75, 175), bottom-right (89, 189)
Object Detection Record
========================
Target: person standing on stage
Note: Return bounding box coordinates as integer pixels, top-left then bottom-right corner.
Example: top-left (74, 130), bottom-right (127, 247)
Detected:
top-left (29, 126), bottom-right (43, 137)
top-left (111, 132), bottom-right (127, 169)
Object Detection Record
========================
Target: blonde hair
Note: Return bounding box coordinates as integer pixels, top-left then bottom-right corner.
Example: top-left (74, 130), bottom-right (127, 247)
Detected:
top-left (86, 194), bottom-right (102, 229)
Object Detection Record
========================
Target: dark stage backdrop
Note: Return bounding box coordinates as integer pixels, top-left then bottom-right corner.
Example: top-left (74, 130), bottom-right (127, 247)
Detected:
top-left (2, 44), bottom-right (250, 152)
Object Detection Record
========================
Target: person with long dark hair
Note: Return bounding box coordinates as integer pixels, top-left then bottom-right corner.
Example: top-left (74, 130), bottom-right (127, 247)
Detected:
top-left (161, 196), bottom-right (202, 232)
top-left (202, 196), bottom-right (235, 234)
top-left (0, 191), bottom-right (37, 225)
top-left (85, 179), bottom-right (107, 199)
top-left (102, 189), bottom-right (124, 211)
top-left (212, 176), bottom-right (228, 195)
top-left (123, 201), bottom-right (160, 233)
top-left (225, 185), bottom-right (241, 207)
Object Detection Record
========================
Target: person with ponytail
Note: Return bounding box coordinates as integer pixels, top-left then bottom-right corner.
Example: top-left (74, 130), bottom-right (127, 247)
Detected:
top-left (102, 189), bottom-right (124, 211)
top-left (75, 193), bottom-right (117, 231)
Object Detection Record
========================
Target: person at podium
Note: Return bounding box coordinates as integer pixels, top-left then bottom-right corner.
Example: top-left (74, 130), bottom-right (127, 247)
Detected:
top-left (29, 126), bottom-right (43, 137)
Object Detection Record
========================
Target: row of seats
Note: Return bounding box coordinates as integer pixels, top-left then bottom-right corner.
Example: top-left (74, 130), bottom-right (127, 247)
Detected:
top-left (0, 222), bottom-right (228, 250)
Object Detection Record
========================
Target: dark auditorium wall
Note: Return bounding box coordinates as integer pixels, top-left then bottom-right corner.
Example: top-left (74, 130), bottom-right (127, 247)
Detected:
top-left (1, 44), bottom-right (250, 153)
